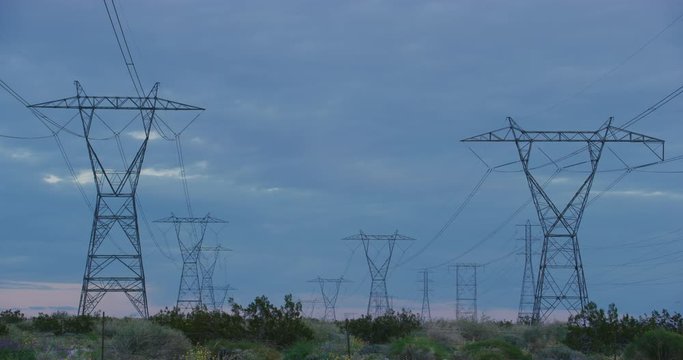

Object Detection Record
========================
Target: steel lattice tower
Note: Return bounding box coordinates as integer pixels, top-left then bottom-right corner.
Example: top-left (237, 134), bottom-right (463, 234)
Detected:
top-left (343, 231), bottom-right (415, 317)
top-left (30, 82), bottom-right (203, 317)
top-left (418, 269), bottom-right (432, 322)
top-left (464, 117), bottom-right (664, 322)
top-left (517, 221), bottom-right (538, 324)
top-left (200, 245), bottom-right (231, 311)
top-left (154, 214), bottom-right (227, 311)
top-left (308, 277), bottom-right (349, 321)
top-left (453, 263), bottom-right (480, 321)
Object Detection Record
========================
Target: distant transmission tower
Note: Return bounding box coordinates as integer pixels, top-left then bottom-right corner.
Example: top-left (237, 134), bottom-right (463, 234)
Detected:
top-left (200, 245), bottom-right (231, 310)
top-left (517, 221), bottom-right (539, 324)
top-left (418, 269), bottom-right (432, 321)
top-left (463, 117), bottom-right (664, 322)
top-left (453, 263), bottom-right (480, 321)
top-left (154, 214), bottom-right (227, 311)
top-left (300, 298), bottom-right (320, 318)
top-left (343, 231), bottom-right (415, 317)
top-left (30, 82), bottom-right (203, 317)
top-left (308, 277), bottom-right (349, 321)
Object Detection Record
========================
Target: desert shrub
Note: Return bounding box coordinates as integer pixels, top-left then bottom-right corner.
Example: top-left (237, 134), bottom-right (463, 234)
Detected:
top-left (31, 313), bottom-right (63, 334)
top-left (343, 310), bottom-right (421, 344)
top-left (390, 336), bottom-right (451, 359)
top-left (457, 338), bottom-right (530, 360)
top-left (283, 340), bottom-right (318, 359)
top-left (154, 295), bottom-right (313, 348)
top-left (623, 328), bottom-right (683, 360)
top-left (0, 349), bottom-right (36, 360)
top-left (30, 312), bottom-right (93, 335)
top-left (0, 323), bottom-right (8, 336)
top-left (152, 306), bottom-right (245, 344)
top-left (533, 344), bottom-right (587, 360)
top-left (0, 310), bottom-right (25, 325)
top-left (455, 320), bottom-right (499, 342)
top-left (108, 318), bottom-right (191, 360)
top-left (234, 294), bottom-right (314, 347)
top-left (205, 339), bottom-right (282, 360)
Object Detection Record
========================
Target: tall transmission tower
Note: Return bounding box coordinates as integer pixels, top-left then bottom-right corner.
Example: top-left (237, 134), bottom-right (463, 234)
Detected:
top-left (517, 221), bottom-right (539, 324)
top-left (308, 277), bottom-right (349, 321)
top-left (154, 214), bottom-right (227, 311)
top-left (463, 117), bottom-right (664, 322)
top-left (418, 269), bottom-right (432, 322)
top-left (200, 245), bottom-right (231, 311)
top-left (299, 298), bottom-right (321, 318)
top-left (452, 263), bottom-right (481, 321)
top-left (343, 231), bottom-right (415, 317)
top-left (29, 82), bottom-right (203, 317)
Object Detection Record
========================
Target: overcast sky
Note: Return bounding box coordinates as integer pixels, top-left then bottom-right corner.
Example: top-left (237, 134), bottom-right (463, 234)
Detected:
top-left (1, 0), bottom-right (683, 320)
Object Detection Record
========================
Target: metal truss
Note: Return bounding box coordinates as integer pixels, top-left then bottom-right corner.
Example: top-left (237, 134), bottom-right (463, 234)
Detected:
top-left (200, 245), bottom-right (231, 310)
top-left (418, 269), bottom-right (432, 322)
top-left (308, 276), bottom-right (349, 321)
top-left (464, 117), bottom-right (664, 323)
top-left (343, 231), bottom-right (415, 317)
top-left (154, 214), bottom-right (227, 311)
top-left (452, 263), bottom-right (480, 321)
top-left (517, 221), bottom-right (539, 324)
top-left (30, 81), bottom-right (204, 318)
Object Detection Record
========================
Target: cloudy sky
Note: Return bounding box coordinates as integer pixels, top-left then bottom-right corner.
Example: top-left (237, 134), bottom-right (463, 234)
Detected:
top-left (1, 0), bottom-right (682, 320)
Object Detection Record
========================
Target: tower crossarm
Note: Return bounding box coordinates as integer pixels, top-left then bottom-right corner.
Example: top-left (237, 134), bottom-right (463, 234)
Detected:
top-left (462, 117), bottom-right (664, 160)
top-left (29, 94), bottom-right (204, 111)
top-left (154, 215), bottom-right (228, 224)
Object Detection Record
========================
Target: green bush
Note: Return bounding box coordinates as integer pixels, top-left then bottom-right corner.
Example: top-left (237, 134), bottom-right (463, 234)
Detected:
top-left (0, 349), bottom-right (36, 360)
top-left (390, 336), bottom-right (451, 359)
top-left (31, 313), bottom-right (63, 334)
top-left (458, 339), bottom-right (531, 360)
top-left (283, 340), bottom-right (318, 359)
top-left (108, 318), bottom-right (191, 359)
top-left (153, 294), bottom-right (313, 348)
top-left (30, 312), bottom-right (93, 335)
top-left (343, 310), bottom-right (421, 344)
top-left (624, 329), bottom-right (683, 360)
top-left (0, 310), bottom-right (25, 325)
top-left (533, 344), bottom-right (587, 360)
top-left (0, 323), bottom-right (7, 336)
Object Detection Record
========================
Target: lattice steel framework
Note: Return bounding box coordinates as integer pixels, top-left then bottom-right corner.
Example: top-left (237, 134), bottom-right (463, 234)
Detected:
top-left (200, 245), bottom-right (231, 310)
top-left (463, 117), bottom-right (664, 323)
top-left (30, 81), bottom-right (203, 317)
top-left (517, 221), bottom-right (538, 324)
top-left (154, 214), bottom-right (227, 311)
top-left (418, 269), bottom-right (432, 322)
top-left (343, 231), bottom-right (415, 317)
top-left (308, 277), bottom-right (349, 321)
top-left (453, 263), bottom-right (480, 321)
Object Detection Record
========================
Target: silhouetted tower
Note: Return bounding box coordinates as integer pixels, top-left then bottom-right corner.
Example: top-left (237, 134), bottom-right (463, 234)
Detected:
top-left (453, 263), bottom-right (480, 321)
top-left (517, 221), bottom-right (539, 324)
top-left (214, 285), bottom-right (236, 311)
top-left (200, 245), bottom-right (231, 310)
top-left (300, 298), bottom-right (320, 318)
top-left (30, 82), bottom-right (203, 317)
top-left (418, 269), bottom-right (432, 321)
top-left (154, 214), bottom-right (227, 311)
top-left (343, 231), bottom-right (415, 317)
top-left (308, 277), bottom-right (349, 321)
top-left (463, 117), bottom-right (664, 322)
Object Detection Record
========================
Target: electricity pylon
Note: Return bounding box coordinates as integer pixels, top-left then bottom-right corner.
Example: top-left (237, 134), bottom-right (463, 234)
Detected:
top-left (452, 263), bottom-right (481, 321)
top-left (308, 277), bottom-right (349, 321)
top-left (200, 245), bottom-right (231, 310)
top-left (154, 214), bottom-right (227, 311)
top-left (343, 231), bottom-right (415, 317)
top-left (30, 81), bottom-right (203, 317)
top-left (300, 298), bottom-right (320, 318)
top-left (463, 117), bottom-right (664, 322)
top-left (517, 221), bottom-right (539, 324)
top-left (418, 269), bottom-right (432, 321)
